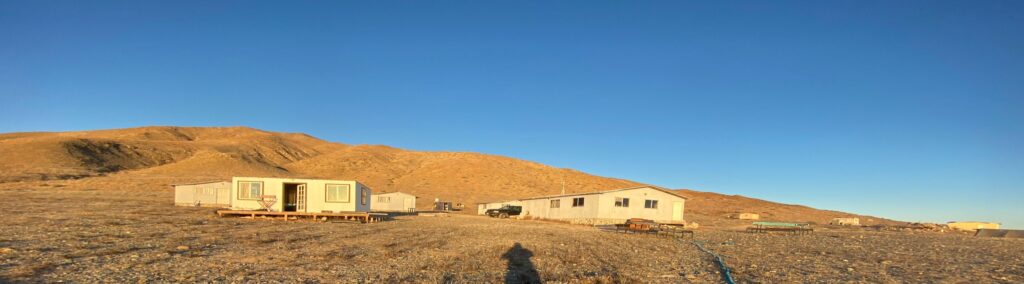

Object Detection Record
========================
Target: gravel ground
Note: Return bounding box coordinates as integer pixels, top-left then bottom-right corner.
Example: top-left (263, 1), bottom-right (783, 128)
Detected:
top-left (0, 188), bottom-right (716, 283)
top-left (1, 187), bottom-right (1022, 283)
top-left (697, 230), bottom-right (1024, 283)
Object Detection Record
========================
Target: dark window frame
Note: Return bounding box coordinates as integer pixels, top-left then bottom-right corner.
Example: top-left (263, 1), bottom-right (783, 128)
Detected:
top-left (644, 199), bottom-right (659, 209)
top-left (614, 197), bottom-right (630, 207)
top-left (572, 197), bottom-right (585, 207)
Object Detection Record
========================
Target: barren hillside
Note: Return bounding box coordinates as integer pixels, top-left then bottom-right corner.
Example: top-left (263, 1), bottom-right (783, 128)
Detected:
top-left (0, 126), bottom-right (895, 225)
top-left (676, 189), bottom-right (895, 228)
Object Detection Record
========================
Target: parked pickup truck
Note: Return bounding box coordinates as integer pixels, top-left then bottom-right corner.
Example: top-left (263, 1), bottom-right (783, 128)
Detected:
top-left (485, 205), bottom-right (522, 218)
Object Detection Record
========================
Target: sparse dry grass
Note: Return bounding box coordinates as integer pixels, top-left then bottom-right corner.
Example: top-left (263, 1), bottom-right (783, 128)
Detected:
top-left (1, 186), bottom-right (1021, 283)
top-left (0, 187), bottom-right (713, 283)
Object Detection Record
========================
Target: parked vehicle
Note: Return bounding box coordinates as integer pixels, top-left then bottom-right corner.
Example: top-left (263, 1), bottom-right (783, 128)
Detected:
top-left (485, 205), bottom-right (522, 218)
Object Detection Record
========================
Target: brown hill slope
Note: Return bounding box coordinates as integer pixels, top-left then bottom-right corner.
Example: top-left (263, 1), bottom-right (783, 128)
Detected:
top-left (0, 126), bottom-right (895, 226)
top-left (676, 189), bottom-right (894, 228)
top-left (0, 126), bottom-right (331, 182)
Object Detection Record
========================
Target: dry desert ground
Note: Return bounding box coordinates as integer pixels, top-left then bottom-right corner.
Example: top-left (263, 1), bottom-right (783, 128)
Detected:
top-left (1, 186), bottom-right (1022, 283)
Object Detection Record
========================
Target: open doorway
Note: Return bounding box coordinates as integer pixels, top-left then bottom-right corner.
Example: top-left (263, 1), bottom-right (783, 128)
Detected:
top-left (283, 183), bottom-right (306, 212)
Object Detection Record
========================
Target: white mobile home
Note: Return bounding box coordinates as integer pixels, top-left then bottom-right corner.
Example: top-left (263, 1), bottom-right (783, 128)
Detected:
top-left (479, 186), bottom-right (687, 225)
top-left (230, 177), bottom-right (371, 213)
top-left (174, 181), bottom-right (231, 207)
top-left (371, 192), bottom-right (417, 212)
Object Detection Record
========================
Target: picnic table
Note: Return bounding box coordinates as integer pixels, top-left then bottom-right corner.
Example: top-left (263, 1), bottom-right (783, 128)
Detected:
top-left (747, 222), bottom-right (813, 235)
top-left (612, 219), bottom-right (694, 239)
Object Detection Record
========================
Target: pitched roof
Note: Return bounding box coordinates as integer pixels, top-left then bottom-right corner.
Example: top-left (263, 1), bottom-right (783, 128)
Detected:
top-left (170, 180), bottom-right (230, 186)
top-left (375, 191), bottom-right (419, 198)
top-left (479, 185), bottom-right (688, 204)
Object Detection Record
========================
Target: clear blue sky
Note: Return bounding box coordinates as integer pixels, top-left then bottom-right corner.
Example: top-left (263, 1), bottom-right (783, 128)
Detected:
top-left (2, 1), bottom-right (1022, 228)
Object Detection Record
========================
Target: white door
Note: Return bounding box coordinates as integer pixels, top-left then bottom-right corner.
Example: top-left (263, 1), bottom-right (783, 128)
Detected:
top-left (404, 198), bottom-right (415, 212)
top-left (672, 202), bottom-right (684, 221)
top-left (296, 184), bottom-right (307, 213)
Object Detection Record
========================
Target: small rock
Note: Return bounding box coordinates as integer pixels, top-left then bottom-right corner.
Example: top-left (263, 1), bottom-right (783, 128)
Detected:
top-left (685, 274), bottom-right (697, 280)
top-left (176, 245), bottom-right (190, 251)
top-left (0, 247), bottom-right (14, 254)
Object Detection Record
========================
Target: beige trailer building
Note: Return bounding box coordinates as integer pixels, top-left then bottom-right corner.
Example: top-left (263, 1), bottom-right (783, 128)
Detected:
top-left (479, 186), bottom-right (687, 225)
top-left (829, 217), bottom-right (861, 226)
top-left (947, 221), bottom-right (1000, 231)
top-left (371, 192), bottom-right (417, 212)
top-left (734, 213), bottom-right (760, 220)
top-left (174, 181), bottom-right (231, 207)
top-left (230, 177), bottom-right (371, 213)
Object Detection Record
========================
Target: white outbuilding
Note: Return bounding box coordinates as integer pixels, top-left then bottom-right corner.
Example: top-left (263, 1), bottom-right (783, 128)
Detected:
top-left (371, 192), bottom-right (417, 212)
top-left (829, 217), bottom-right (861, 226)
top-left (173, 181), bottom-right (232, 207)
top-left (478, 186), bottom-right (687, 225)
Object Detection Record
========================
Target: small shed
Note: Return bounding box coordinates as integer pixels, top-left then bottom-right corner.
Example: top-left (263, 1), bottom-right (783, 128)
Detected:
top-left (734, 213), bottom-right (760, 220)
top-left (434, 200), bottom-right (454, 211)
top-left (174, 181), bottom-right (231, 207)
top-left (829, 217), bottom-right (861, 226)
top-left (371, 192), bottom-right (417, 212)
top-left (947, 221), bottom-right (1000, 231)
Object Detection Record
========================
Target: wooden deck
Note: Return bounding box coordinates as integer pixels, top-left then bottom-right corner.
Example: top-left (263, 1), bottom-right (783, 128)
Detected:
top-left (216, 210), bottom-right (388, 223)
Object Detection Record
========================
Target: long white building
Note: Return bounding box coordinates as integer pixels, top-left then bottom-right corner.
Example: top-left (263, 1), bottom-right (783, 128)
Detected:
top-left (477, 186), bottom-right (687, 225)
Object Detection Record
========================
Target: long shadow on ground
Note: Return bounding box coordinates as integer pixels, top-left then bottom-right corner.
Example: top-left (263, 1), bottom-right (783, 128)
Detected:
top-left (501, 242), bottom-right (542, 284)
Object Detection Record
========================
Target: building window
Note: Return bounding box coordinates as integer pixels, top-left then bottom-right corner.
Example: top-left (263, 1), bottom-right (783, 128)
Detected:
top-left (361, 188), bottom-right (368, 205)
top-left (550, 199), bottom-right (560, 208)
top-left (644, 199), bottom-right (658, 209)
top-left (615, 197), bottom-right (630, 207)
top-left (237, 181), bottom-right (262, 200)
top-left (378, 196), bottom-right (390, 203)
top-left (572, 197), bottom-right (585, 207)
top-left (325, 184), bottom-right (351, 203)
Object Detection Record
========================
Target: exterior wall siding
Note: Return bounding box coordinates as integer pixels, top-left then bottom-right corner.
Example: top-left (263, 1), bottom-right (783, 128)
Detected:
top-left (520, 195), bottom-right (601, 220)
top-left (229, 177), bottom-right (370, 213)
top-left (595, 187), bottom-right (684, 223)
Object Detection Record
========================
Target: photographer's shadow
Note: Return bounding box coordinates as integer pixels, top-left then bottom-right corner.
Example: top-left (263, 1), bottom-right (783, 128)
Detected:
top-left (500, 242), bottom-right (542, 284)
